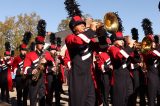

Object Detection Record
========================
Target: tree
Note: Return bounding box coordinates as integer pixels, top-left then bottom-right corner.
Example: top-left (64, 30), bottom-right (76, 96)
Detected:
top-left (14, 13), bottom-right (40, 51)
top-left (57, 18), bottom-right (70, 31)
top-left (0, 12), bottom-right (40, 56)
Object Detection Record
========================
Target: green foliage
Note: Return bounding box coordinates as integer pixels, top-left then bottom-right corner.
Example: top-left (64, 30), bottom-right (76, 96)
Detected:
top-left (0, 12), bottom-right (40, 56)
top-left (57, 18), bottom-right (70, 31)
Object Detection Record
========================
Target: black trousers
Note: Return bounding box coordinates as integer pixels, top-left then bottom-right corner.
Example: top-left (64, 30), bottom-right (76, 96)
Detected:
top-left (15, 76), bottom-right (29, 106)
top-left (147, 71), bottom-right (160, 106)
top-left (69, 69), bottom-right (96, 106)
top-left (28, 74), bottom-right (46, 106)
top-left (112, 68), bottom-right (133, 106)
top-left (138, 68), bottom-right (147, 106)
top-left (1, 69), bottom-right (9, 102)
top-left (46, 74), bottom-right (61, 106)
top-left (128, 69), bottom-right (140, 106)
top-left (101, 72), bottom-right (111, 106)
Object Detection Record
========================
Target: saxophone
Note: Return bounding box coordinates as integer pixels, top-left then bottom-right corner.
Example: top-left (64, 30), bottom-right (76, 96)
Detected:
top-left (52, 52), bottom-right (61, 75)
top-left (32, 52), bottom-right (46, 81)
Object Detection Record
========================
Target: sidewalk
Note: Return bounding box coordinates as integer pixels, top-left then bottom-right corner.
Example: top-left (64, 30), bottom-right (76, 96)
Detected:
top-left (0, 84), bottom-right (69, 106)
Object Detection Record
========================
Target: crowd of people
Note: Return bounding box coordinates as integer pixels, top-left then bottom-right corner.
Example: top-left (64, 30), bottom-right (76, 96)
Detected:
top-left (0, 19), bottom-right (67, 106)
top-left (64, 14), bottom-right (160, 106)
top-left (0, 7), bottom-right (159, 106)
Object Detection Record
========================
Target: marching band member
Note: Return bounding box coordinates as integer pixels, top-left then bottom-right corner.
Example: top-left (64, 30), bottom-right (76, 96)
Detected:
top-left (109, 32), bottom-right (133, 106)
top-left (141, 18), bottom-right (160, 106)
top-left (124, 36), bottom-right (141, 106)
top-left (95, 36), bottom-right (112, 106)
top-left (154, 35), bottom-right (160, 106)
top-left (64, 0), bottom-right (101, 105)
top-left (65, 15), bottom-right (99, 106)
top-left (45, 32), bottom-right (61, 106)
top-left (45, 44), bottom-right (61, 106)
top-left (1, 42), bottom-right (13, 104)
top-left (145, 35), bottom-right (160, 106)
top-left (56, 37), bottom-right (66, 94)
top-left (106, 12), bottom-right (133, 106)
top-left (23, 20), bottom-right (47, 106)
top-left (12, 32), bottom-right (32, 106)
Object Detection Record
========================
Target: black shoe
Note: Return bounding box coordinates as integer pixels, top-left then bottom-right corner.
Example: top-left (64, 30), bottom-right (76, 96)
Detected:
top-left (1, 97), bottom-right (5, 101)
top-left (6, 99), bottom-right (12, 104)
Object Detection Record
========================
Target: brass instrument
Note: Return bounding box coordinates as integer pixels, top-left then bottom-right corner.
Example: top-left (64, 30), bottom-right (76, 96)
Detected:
top-left (52, 52), bottom-right (61, 75)
top-left (141, 36), bottom-right (152, 53)
top-left (103, 12), bottom-right (119, 33)
top-left (32, 54), bottom-right (46, 81)
top-left (31, 45), bottom-right (50, 81)
top-left (134, 36), bottom-right (152, 53)
top-left (134, 42), bottom-right (141, 50)
top-left (95, 12), bottom-right (119, 38)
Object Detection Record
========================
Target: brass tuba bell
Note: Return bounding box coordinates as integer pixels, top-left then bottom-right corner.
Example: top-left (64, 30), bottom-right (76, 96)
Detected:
top-left (141, 36), bottom-right (152, 53)
top-left (104, 12), bottom-right (119, 33)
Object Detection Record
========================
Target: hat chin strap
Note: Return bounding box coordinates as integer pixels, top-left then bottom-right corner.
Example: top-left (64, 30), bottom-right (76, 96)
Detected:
top-left (115, 43), bottom-right (123, 48)
top-left (36, 47), bottom-right (43, 53)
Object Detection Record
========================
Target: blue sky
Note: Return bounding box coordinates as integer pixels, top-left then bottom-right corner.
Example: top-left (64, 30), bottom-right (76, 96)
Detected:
top-left (0, 0), bottom-right (160, 41)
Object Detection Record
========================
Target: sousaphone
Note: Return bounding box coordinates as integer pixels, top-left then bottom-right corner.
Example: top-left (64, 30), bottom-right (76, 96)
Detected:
top-left (104, 12), bottom-right (119, 33)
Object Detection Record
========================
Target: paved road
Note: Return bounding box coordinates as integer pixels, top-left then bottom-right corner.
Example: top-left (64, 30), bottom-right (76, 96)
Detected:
top-left (0, 84), bottom-right (69, 106)
top-left (0, 85), bottom-right (148, 106)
